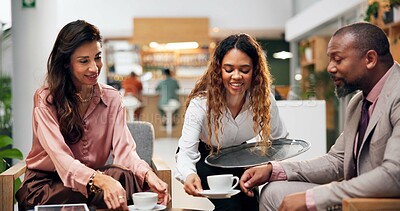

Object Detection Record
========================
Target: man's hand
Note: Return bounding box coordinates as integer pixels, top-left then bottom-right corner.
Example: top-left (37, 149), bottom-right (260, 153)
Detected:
top-left (240, 164), bottom-right (272, 197)
top-left (279, 192), bottom-right (307, 211)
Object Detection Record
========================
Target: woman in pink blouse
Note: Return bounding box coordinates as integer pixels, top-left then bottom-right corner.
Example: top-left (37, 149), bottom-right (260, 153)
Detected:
top-left (16, 20), bottom-right (170, 211)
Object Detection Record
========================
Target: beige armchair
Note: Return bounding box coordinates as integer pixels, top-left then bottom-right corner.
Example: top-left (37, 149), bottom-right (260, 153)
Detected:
top-left (0, 121), bottom-right (172, 211)
top-left (127, 121), bottom-right (172, 208)
top-left (0, 159), bottom-right (26, 211)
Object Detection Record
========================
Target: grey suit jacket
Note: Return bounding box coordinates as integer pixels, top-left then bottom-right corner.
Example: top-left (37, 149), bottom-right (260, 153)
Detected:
top-left (279, 63), bottom-right (400, 210)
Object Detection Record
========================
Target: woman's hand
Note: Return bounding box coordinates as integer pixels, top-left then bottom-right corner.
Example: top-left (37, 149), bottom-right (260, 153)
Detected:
top-left (145, 171), bottom-right (171, 205)
top-left (183, 173), bottom-right (204, 197)
top-left (94, 173), bottom-right (129, 210)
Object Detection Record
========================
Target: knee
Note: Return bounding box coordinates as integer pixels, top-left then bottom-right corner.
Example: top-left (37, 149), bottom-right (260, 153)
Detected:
top-left (259, 182), bottom-right (283, 211)
top-left (99, 165), bottom-right (135, 181)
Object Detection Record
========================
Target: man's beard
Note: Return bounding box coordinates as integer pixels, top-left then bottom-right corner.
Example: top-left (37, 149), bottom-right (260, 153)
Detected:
top-left (335, 79), bottom-right (359, 98)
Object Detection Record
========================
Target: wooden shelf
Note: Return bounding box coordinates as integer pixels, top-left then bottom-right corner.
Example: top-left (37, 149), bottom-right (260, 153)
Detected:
top-left (141, 48), bottom-right (210, 79)
top-left (104, 39), bottom-right (211, 88)
top-left (299, 36), bottom-right (334, 130)
top-left (141, 51), bottom-right (176, 67)
top-left (299, 36), bottom-right (330, 98)
top-left (383, 21), bottom-right (400, 62)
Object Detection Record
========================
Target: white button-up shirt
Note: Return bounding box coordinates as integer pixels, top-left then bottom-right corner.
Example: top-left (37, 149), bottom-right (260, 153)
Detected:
top-left (175, 93), bottom-right (289, 182)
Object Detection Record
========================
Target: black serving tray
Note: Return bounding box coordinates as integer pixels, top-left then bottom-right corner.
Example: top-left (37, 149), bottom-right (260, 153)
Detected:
top-left (205, 138), bottom-right (310, 168)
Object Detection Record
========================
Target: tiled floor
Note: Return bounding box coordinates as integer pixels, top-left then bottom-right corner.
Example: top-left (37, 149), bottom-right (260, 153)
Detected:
top-left (154, 138), bottom-right (214, 211)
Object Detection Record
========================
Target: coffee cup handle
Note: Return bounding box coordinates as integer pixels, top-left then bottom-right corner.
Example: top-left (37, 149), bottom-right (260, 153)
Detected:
top-left (231, 176), bottom-right (239, 189)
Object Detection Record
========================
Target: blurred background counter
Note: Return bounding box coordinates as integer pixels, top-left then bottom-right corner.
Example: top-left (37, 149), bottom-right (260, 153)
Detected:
top-left (134, 78), bottom-right (197, 138)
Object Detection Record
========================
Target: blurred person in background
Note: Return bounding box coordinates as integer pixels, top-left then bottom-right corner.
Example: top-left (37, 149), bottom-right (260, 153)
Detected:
top-left (156, 68), bottom-right (180, 125)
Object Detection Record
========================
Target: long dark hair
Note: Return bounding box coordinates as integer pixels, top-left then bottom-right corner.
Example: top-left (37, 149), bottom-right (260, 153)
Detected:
top-left (186, 33), bottom-right (272, 153)
top-left (46, 20), bottom-right (102, 145)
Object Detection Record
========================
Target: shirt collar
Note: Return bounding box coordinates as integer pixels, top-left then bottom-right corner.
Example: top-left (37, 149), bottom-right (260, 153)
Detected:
top-left (365, 64), bottom-right (393, 104)
top-left (93, 83), bottom-right (109, 107)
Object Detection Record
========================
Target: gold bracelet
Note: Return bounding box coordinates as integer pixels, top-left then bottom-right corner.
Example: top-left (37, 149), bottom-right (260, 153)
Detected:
top-left (88, 170), bottom-right (103, 193)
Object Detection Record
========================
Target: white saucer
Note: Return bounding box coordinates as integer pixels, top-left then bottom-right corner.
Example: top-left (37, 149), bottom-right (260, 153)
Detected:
top-left (198, 189), bottom-right (240, 199)
top-left (128, 204), bottom-right (166, 211)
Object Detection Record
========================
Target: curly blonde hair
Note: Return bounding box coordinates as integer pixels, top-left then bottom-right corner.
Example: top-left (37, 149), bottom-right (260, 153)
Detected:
top-left (185, 33), bottom-right (273, 154)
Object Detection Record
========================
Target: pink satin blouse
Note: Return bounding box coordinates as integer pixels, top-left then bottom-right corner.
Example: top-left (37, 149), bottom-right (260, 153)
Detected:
top-left (26, 83), bottom-right (151, 197)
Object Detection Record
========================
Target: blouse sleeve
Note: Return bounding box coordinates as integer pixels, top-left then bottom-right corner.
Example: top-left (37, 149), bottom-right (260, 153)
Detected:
top-left (111, 100), bottom-right (152, 191)
top-left (174, 98), bottom-right (204, 183)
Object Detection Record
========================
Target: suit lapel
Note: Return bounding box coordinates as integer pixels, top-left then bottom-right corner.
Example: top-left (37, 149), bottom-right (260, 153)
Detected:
top-left (343, 93), bottom-right (362, 179)
top-left (344, 63), bottom-right (400, 179)
top-left (357, 64), bottom-right (400, 174)
top-left (362, 65), bottom-right (400, 150)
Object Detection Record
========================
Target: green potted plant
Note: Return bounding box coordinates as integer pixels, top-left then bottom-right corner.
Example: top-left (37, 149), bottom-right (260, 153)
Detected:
top-left (0, 75), bottom-right (12, 136)
top-left (0, 135), bottom-right (23, 203)
top-left (391, 0), bottom-right (400, 8)
top-left (364, 1), bottom-right (380, 22)
top-left (301, 66), bottom-right (334, 101)
top-left (383, 0), bottom-right (400, 24)
top-left (0, 74), bottom-right (23, 203)
top-left (0, 135), bottom-right (23, 172)
top-left (314, 69), bottom-right (335, 100)
top-left (299, 41), bottom-right (312, 64)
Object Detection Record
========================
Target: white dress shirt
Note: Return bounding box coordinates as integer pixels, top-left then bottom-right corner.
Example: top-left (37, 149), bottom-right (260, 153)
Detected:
top-left (175, 93), bottom-right (289, 182)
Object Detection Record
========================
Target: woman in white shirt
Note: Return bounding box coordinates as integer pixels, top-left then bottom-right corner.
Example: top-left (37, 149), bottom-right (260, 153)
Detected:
top-left (175, 33), bottom-right (288, 211)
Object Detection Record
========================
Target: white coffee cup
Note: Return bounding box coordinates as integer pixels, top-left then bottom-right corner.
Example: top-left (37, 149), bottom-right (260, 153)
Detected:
top-left (207, 174), bottom-right (239, 193)
top-left (132, 192), bottom-right (158, 210)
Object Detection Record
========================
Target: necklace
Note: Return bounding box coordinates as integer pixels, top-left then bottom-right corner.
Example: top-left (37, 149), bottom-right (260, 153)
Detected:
top-left (76, 87), bottom-right (93, 103)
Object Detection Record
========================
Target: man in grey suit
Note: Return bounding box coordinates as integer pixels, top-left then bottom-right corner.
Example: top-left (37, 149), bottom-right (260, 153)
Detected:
top-left (239, 22), bottom-right (400, 211)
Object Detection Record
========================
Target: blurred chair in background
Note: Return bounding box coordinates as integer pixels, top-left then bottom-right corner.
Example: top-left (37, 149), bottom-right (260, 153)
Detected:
top-left (160, 99), bottom-right (181, 136)
top-left (122, 71), bottom-right (144, 120)
top-left (155, 68), bottom-right (180, 126)
top-left (123, 95), bottom-right (142, 122)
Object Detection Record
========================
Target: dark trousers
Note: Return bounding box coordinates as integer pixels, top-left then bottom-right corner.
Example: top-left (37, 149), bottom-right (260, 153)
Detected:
top-left (16, 164), bottom-right (137, 211)
top-left (196, 141), bottom-right (259, 211)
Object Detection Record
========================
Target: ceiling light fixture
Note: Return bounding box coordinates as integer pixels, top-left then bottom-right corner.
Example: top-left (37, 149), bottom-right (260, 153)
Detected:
top-left (295, 73), bottom-right (303, 81)
top-left (272, 51), bottom-right (293, 60)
